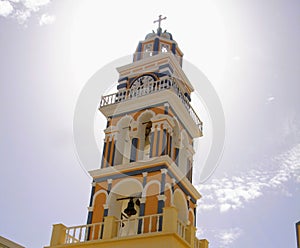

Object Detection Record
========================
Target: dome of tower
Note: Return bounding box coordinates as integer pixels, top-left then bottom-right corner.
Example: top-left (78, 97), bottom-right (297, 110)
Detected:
top-left (145, 28), bottom-right (174, 41)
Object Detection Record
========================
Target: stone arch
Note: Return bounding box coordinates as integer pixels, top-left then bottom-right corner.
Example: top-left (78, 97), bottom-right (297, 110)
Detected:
top-left (178, 130), bottom-right (189, 176)
top-left (142, 180), bottom-right (161, 197)
top-left (114, 115), bottom-right (133, 165)
top-left (173, 188), bottom-right (188, 223)
top-left (92, 189), bottom-right (108, 207)
top-left (172, 118), bottom-right (181, 163)
top-left (107, 178), bottom-right (143, 219)
top-left (143, 180), bottom-right (160, 233)
top-left (90, 190), bottom-right (107, 239)
top-left (136, 110), bottom-right (156, 160)
top-left (164, 183), bottom-right (173, 207)
top-left (188, 208), bottom-right (195, 226)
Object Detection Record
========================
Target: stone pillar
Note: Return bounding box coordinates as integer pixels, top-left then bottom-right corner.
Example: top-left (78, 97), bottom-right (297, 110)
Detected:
top-left (162, 207), bottom-right (178, 233)
top-left (103, 216), bottom-right (118, 239)
top-left (50, 223), bottom-right (66, 246)
top-left (199, 239), bottom-right (209, 248)
top-left (186, 224), bottom-right (196, 246)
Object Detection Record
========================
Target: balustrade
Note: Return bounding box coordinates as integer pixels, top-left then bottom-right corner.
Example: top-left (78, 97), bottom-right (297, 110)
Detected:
top-left (99, 77), bottom-right (202, 131)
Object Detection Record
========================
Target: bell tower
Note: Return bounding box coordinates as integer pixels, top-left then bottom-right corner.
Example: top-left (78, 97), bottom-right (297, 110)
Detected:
top-left (46, 16), bottom-right (209, 248)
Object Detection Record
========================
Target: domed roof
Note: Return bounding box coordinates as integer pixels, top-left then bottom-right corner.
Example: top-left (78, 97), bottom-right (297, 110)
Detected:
top-left (145, 27), bottom-right (174, 41)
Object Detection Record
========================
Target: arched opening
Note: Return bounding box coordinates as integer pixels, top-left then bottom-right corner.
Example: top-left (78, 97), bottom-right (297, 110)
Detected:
top-left (164, 183), bottom-right (173, 207)
top-left (178, 130), bottom-right (189, 177)
top-left (90, 191), bottom-right (107, 240)
top-left (143, 181), bottom-right (160, 233)
top-left (137, 110), bottom-right (155, 160)
top-left (172, 118), bottom-right (180, 165)
top-left (114, 116), bottom-right (132, 165)
top-left (143, 121), bottom-right (152, 159)
top-left (173, 189), bottom-right (188, 223)
top-left (107, 179), bottom-right (143, 237)
top-left (188, 209), bottom-right (195, 226)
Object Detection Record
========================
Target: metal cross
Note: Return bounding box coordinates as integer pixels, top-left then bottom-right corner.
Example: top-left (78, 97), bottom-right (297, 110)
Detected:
top-left (153, 15), bottom-right (167, 29)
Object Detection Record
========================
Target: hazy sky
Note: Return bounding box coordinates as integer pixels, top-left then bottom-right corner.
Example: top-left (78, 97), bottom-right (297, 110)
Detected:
top-left (0, 1), bottom-right (299, 248)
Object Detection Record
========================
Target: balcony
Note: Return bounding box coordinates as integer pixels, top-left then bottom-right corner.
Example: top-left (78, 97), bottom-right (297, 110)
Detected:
top-left (99, 77), bottom-right (203, 132)
top-left (46, 207), bottom-right (208, 248)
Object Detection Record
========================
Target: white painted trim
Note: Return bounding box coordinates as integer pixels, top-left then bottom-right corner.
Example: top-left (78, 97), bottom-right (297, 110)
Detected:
top-left (92, 189), bottom-right (108, 207)
top-left (165, 183), bottom-right (174, 205)
top-left (108, 178), bottom-right (143, 202)
top-left (142, 180), bottom-right (161, 197)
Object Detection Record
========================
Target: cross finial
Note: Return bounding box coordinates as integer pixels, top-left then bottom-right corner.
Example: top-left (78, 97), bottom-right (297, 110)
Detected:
top-left (153, 15), bottom-right (167, 29)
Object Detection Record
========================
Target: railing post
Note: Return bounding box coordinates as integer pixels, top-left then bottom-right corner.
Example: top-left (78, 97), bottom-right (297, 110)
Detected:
top-left (103, 216), bottom-right (118, 239)
top-left (186, 224), bottom-right (196, 246)
top-left (199, 239), bottom-right (209, 248)
top-left (50, 223), bottom-right (66, 246)
top-left (162, 207), bottom-right (178, 233)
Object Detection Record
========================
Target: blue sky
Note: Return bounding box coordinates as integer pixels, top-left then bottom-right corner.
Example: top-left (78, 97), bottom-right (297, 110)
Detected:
top-left (0, 1), bottom-right (299, 248)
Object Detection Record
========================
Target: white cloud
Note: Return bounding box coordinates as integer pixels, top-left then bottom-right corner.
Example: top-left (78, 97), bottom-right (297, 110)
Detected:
top-left (22, 0), bottom-right (50, 12)
top-left (0, 0), bottom-right (53, 25)
top-left (14, 9), bottom-right (30, 24)
top-left (0, 0), bottom-right (13, 17)
top-left (197, 227), bottom-right (243, 248)
top-left (197, 143), bottom-right (300, 213)
top-left (39, 13), bottom-right (55, 26)
top-left (216, 228), bottom-right (243, 247)
top-left (266, 96), bottom-right (275, 104)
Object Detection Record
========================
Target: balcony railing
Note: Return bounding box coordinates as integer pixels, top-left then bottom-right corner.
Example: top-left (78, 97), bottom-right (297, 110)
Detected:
top-left (62, 214), bottom-right (188, 244)
top-left (99, 77), bottom-right (202, 132)
top-left (49, 207), bottom-right (209, 248)
top-left (177, 218), bottom-right (188, 241)
top-left (116, 213), bottom-right (162, 237)
top-left (65, 222), bottom-right (104, 244)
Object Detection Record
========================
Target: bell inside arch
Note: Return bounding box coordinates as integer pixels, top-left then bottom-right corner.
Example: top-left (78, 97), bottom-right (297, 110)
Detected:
top-left (124, 198), bottom-right (137, 217)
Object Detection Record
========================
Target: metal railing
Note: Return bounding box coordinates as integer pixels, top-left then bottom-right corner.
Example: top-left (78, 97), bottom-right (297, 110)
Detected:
top-left (100, 77), bottom-right (202, 131)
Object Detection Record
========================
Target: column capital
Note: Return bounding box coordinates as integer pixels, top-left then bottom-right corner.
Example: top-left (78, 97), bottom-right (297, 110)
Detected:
top-left (160, 168), bottom-right (168, 175)
top-left (157, 195), bottom-right (166, 201)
